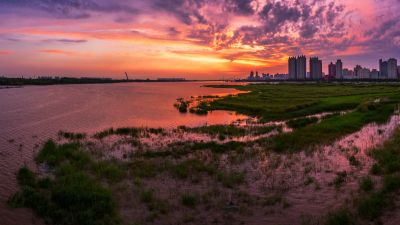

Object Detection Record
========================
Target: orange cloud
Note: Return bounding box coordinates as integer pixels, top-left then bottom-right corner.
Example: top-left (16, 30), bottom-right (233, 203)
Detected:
top-left (39, 49), bottom-right (76, 56)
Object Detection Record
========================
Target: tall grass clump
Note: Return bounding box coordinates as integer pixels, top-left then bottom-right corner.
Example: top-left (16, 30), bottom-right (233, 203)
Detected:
top-left (9, 140), bottom-right (121, 225)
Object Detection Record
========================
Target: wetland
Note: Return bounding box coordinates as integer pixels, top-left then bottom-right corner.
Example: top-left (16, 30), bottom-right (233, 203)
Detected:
top-left (3, 82), bottom-right (400, 225)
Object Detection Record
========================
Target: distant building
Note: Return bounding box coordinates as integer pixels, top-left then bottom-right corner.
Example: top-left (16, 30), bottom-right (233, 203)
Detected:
top-left (379, 59), bottom-right (388, 78)
top-left (336, 59), bottom-right (343, 79)
top-left (288, 56), bottom-right (306, 80)
top-left (359, 68), bottom-right (371, 79)
top-left (398, 66), bottom-right (400, 77)
top-left (328, 62), bottom-right (336, 80)
top-left (370, 69), bottom-right (379, 79)
top-left (354, 65), bottom-right (362, 78)
top-left (310, 57), bottom-right (323, 80)
top-left (248, 71), bottom-right (255, 80)
top-left (342, 68), bottom-right (354, 79)
top-left (288, 57), bottom-right (297, 80)
top-left (296, 55), bottom-right (307, 80)
top-left (273, 73), bottom-right (289, 80)
top-left (388, 58), bottom-right (398, 79)
top-left (255, 71), bottom-right (260, 80)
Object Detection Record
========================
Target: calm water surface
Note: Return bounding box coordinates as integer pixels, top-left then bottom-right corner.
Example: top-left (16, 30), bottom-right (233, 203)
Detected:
top-left (0, 82), bottom-right (246, 225)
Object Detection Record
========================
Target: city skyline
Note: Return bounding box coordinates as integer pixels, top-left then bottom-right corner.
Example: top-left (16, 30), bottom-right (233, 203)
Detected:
top-left (0, 0), bottom-right (399, 79)
top-left (246, 56), bottom-right (399, 81)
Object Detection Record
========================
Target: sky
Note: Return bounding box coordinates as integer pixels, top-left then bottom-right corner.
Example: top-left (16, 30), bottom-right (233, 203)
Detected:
top-left (0, 0), bottom-right (399, 79)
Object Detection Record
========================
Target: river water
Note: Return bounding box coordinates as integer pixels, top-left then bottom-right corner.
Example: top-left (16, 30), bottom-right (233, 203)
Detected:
top-left (0, 82), bottom-right (246, 225)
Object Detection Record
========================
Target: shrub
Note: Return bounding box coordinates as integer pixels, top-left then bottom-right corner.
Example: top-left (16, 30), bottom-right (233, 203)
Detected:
top-left (181, 194), bottom-right (197, 208)
top-left (359, 177), bottom-right (374, 192)
top-left (357, 192), bottom-right (387, 220)
top-left (325, 208), bottom-right (354, 225)
top-left (17, 166), bottom-right (36, 187)
top-left (217, 171), bottom-right (245, 188)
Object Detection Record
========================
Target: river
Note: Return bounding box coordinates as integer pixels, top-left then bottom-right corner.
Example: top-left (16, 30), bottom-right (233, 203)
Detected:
top-left (0, 81), bottom-right (246, 225)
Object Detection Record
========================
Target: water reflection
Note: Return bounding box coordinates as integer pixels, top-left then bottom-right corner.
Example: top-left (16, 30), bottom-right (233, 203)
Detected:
top-left (0, 81), bottom-right (247, 225)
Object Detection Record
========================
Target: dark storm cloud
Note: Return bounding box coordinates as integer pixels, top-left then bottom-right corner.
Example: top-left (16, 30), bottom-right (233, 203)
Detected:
top-left (152, 0), bottom-right (206, 25)
top-left (259, 1), bottom-right (302, 33)
top-left (225, 0), bottom-right (256, 15)
top-left (299, 22), bottom-right (319, 38)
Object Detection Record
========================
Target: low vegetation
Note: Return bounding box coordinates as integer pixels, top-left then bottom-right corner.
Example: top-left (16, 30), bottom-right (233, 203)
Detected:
top-left (205, 84), bottom-right (400, 122)
top-left (322, 127), bottom-right (400, 224)
top-left (8, 140), bottom-right (120, 225)
top-left (9, 83), bottom-right (400, 225)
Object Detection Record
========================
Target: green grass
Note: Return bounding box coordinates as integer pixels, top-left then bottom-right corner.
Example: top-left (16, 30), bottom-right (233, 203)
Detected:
top-left (259, 101), bottom-right (396, 152)
top-left (9, 140), bottom-right (121, 225)
top-left (172, 159), bottom-right (216, 179)
top-left (202, 84), bottom-right (400, 152)
top-left (287, 117), bottom-right (319, 129)
top-left (181, 194), bottom-right (198, 208)
top-left (325, 208), bottom-right (355, 225)
top-left (369, 127), bottom-right (400, 217)
top-left (58, 131), bottom-right (86, 140)
top-left (216, 171), bottom-right (245, 188)
top-left (324, 128), bottom-right (400, 223)
top-left (206, 84), bottom-right (400, 122)
top-left (180, 124), bottom-right (279, 139)
top-left (359, 177), bottom-right (374, 192)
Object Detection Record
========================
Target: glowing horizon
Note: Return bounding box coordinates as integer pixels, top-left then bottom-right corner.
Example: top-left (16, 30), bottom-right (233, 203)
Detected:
top-left (0, 0), bottom-right (399, 79)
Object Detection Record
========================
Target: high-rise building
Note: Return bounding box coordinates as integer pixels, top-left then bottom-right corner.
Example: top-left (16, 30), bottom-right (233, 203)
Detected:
top-left (398, 66), bottom-right (400, 77)
top-left (354, 65), bottom-right (362, 78)
top-left (310, 57), bottom-right (322, 80)
top-left (342, 68), bottom-right (354, 79)
top-left (388, 58), bottom-right (398, 79)
top-left (379, 59), bottom-right (388, 78)
top-left (288, 57), bottom-right (297, 80)
top-left (371, 69), bottom-right (379, 79)
top-left (296, 55), bottom-right (307, 80)
top-left (359, 68), bottom-right (371, 79)
top-left (248, 71), bottom-right (254, 80)
top-left (288, 56), bottom-right (306, 80)
top-left (328, 62), bottom-right (336, 80)
top-left (336, 59), bottom-right (343, 79)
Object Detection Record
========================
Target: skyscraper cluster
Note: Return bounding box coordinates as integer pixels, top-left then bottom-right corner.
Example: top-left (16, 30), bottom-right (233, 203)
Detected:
top-left (288, 56), bottom-right (306, 80)
top-left (245, 56), bottom-right (399, 81)
top-left (286, 56), bottom-right (399, 80)
top-left (380, 58), bottom-right (398, 79)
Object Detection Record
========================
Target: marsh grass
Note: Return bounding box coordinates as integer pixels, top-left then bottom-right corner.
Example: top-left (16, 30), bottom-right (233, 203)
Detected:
top-left (9, 140), bottom-right (121, 225)
top-left (216, 171), bottom-right (245, 188)
top-left (287, 117), bottom-right (318, 129)
top-left (180, 124), bottom-right (279, 139)
top-left (262, 102), bottom-right (396, 152)
top-left (206, 84), bottom-right (400, 122)
top-left (181, 193), bottom-right (198, 208)
top-left (324, 128), bottom-right (400, 223)
top-left (58, 131), bottom-right (86, 140)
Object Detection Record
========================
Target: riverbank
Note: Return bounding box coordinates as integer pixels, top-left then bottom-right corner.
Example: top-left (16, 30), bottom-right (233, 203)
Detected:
top-left (7, 83), bottom-right (400, 225)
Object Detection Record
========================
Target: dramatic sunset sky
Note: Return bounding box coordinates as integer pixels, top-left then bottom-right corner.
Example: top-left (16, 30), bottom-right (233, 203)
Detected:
top-left (0, 0), bottom-right (399, 79)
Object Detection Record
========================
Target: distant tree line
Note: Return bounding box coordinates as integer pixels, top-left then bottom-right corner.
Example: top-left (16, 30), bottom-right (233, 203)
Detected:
top-left (0, 77), bottom-right (194, 86)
